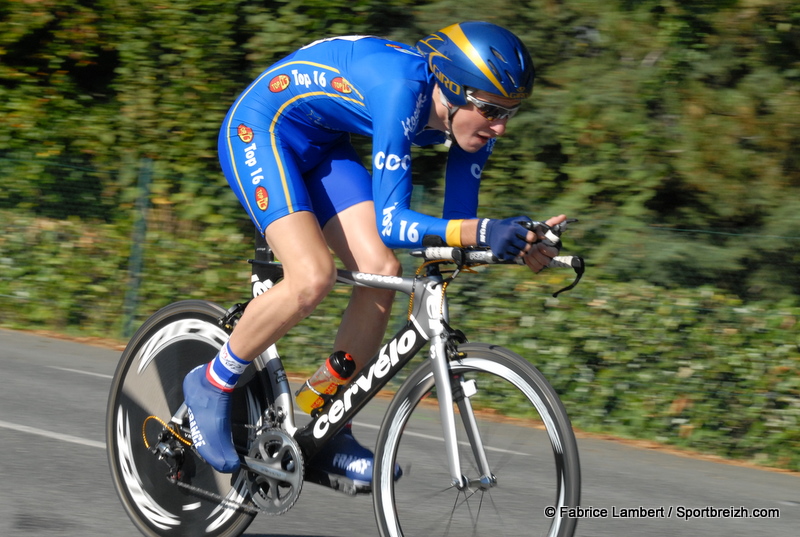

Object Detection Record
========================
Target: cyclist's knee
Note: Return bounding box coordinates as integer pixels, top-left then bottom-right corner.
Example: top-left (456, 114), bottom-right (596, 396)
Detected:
top-left (288, 260), bottom-right (336, 317)
top-left (361, 251), bottom-right (402, 278)
top-left (386, 255), bottom-right (403, 277)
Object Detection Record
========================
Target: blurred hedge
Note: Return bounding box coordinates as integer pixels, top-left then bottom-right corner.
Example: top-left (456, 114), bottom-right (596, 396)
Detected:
top-left (1, 208), bottom-right (798, 470)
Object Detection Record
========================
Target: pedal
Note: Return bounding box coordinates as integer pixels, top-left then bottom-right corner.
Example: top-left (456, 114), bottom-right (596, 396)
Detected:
top-left (304, 467), bottom-right (371, 496)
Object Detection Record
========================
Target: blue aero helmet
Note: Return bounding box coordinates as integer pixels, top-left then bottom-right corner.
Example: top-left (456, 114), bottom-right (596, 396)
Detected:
top-left (416, 21), bottom-right (535, 107)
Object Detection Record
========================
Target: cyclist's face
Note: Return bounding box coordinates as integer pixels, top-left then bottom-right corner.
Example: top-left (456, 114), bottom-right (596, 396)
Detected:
top-left (451, 90), bottom-right (522, 153)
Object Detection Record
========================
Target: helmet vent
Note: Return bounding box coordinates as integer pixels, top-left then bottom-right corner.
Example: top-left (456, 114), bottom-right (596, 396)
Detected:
top-left (486, 59), bottom-right (501, 78)
top-left (505, 70), bottom-right (518, 87)
top-left (490, 47), bottom-right (507, 63)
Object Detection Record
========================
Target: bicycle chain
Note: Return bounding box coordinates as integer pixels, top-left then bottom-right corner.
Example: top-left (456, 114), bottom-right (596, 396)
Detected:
top-left (172, 478), bottom-right (265, 515)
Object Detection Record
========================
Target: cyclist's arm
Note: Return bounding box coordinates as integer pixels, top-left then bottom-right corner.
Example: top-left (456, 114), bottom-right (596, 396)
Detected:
top-left (441, 139), bottom-right (493, 246)
top-left (368, 82), bottom-right (468, 248)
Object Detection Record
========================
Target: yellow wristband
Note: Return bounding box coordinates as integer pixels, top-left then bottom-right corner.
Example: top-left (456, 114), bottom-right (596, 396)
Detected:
top-left (445, 219), bottom-right (464, 247)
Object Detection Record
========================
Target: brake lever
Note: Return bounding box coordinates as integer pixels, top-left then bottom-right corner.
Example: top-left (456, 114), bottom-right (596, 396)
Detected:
top-left (522, 218), bottom-right (583, 297)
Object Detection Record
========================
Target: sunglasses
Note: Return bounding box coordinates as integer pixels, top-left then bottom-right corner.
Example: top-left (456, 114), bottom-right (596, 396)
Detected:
top-left (465, 91), bottom-right (521, 121)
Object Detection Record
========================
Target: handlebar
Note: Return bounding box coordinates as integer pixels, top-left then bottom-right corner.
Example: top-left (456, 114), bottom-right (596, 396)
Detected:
top-left (410, 218), bottom-right (584, 297)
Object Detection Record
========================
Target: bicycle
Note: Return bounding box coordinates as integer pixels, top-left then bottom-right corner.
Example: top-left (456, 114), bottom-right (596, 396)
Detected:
top-left (106, 220), bottom-right (584, 537)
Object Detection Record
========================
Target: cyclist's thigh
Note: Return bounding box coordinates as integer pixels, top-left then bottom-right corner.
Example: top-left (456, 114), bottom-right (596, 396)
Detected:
top-left (303, 141), bottom-right (373, 229)
top-left (218, 121), bottom-right (314, 235)
top-left (324, 201), bottom-right (399, 275)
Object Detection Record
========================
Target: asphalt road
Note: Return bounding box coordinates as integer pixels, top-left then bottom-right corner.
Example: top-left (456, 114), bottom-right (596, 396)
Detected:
top-left (0, 328), bottom-right (797, 536)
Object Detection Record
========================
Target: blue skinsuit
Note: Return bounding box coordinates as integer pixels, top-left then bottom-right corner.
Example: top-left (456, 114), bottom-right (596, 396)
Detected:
top-left (218, 35), bottom-right (494, 248)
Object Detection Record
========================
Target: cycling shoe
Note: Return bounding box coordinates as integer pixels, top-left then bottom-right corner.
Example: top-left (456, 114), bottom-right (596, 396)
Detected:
top-left (306, 426), bottom-right (402, 495)
top-left (182, 365), bottom-right (240, 473)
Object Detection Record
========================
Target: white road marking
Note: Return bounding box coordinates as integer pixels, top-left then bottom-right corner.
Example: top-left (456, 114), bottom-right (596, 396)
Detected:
top-left (0, 419), bottom-right (106, 449)
top-left (47, 365), bottom-right (113, 379)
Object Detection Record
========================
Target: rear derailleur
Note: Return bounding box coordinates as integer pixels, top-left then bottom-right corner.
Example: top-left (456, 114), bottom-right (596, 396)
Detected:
top-left (149, 427), bottom-right (187, 482)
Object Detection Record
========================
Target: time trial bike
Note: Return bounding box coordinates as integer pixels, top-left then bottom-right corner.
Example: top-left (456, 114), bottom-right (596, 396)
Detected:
top-left (106, 220), bottom-right (584, 537)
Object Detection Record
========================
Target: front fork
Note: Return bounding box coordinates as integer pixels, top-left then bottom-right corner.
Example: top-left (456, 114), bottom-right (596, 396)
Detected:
top-left (430, 329), bottom-right (496, 491)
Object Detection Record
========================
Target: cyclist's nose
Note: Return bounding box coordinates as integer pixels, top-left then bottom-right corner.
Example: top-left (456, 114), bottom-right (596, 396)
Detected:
top-left (489, 119), bottom-right (508, 136)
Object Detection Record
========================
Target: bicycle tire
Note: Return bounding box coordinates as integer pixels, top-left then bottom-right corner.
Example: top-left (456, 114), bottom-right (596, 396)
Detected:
top-left (373, 342), bottom-right (581, 537)
top-left (106, 300), bottom-right (270, 537)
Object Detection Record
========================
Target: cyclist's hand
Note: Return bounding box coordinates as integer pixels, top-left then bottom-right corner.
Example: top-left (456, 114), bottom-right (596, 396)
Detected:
top-left (477, 216), bottom-right (534, 260)
top-left (523, 214), bottom-right (567, 273)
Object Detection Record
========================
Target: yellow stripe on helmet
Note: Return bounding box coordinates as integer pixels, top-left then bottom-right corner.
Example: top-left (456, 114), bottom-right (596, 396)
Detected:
top-left (439, 23), bottom-right (508, 97)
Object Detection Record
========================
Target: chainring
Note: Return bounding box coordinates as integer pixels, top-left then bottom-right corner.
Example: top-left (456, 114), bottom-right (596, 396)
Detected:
top-left (244, 428), bottom-right (304, 515)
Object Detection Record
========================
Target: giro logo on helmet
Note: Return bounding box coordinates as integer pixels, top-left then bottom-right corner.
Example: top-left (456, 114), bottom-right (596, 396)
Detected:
top-left (431, 63), bottom-right (461, 97)
top-left (508, 87), bottom-right (528, 99)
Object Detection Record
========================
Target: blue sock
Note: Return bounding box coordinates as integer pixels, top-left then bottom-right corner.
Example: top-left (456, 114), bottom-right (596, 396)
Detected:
top-left (205, 341), bottom-right (249, 392)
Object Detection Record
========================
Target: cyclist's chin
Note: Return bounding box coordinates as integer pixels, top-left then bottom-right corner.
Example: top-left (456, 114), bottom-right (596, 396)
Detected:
top-left (456, 134), bottom-right (490, 153)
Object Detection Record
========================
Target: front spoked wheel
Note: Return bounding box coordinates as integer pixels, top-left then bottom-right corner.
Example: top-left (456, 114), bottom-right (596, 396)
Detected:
top-left (373, 343), bottom-right (580, 537)
top-left (106, 300), bottom-right (270, 537)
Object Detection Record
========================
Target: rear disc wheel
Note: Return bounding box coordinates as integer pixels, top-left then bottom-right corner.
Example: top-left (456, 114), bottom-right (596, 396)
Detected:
top-left (106, 300), bottom-right (270, 537)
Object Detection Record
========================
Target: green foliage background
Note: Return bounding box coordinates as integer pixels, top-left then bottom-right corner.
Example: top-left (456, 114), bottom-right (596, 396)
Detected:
top-left (1, 0), bottom-right (798, 470)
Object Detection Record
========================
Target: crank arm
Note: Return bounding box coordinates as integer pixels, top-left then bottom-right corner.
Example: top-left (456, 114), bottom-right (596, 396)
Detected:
top-left (241, 456), bottom-right (293, 482)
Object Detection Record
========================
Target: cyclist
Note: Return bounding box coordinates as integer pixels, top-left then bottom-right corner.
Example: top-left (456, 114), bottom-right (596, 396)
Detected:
top-left (183, 21), bottom-right (567, 492)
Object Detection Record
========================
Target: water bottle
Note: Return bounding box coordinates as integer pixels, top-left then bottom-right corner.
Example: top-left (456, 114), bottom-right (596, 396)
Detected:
top-left (295, 351), bottom-right (356, 414)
